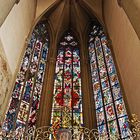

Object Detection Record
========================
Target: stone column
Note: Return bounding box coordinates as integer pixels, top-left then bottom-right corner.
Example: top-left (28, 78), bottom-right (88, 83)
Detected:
top-left (37, 40), bottom-right (57, 127)
top-left (80, 34), bottom-right (96, 130)
top-left (118, 0), bottom-right (140, 39)
top-left (0, 0), bottom-right (20, 27)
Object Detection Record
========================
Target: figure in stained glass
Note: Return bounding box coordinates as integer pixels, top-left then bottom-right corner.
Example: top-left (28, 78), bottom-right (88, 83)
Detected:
top-left (88, 23), bottom-right (130, 138)
top-left (2, 21), bottom-right (50, 138)
top-left (51, 31), bottom-right (83, 130)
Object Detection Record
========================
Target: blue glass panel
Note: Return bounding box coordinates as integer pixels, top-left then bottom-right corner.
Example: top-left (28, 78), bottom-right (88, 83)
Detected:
top-left (89, 23), bottom-right (129, 138)
top-left (94, 92), bottom-right (103, 109)
top-left (118, 116), bottom-right (130, 138)
top-left (22, 81), bottom-right (33, 103)
top-left (96, 107), bottom-right (105, 126)
top-left (98, 124), bottom-right (107, 136)
top-left (112, 84), bottom-right (122, 100)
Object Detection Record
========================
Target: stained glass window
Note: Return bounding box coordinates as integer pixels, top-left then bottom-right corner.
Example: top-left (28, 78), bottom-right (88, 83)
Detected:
top-left (51, 31), bottom-right (83, 130)
top-left (2, 21), bottom-right (49, 138)
top-left (88, 23), bottom-right (130, 139)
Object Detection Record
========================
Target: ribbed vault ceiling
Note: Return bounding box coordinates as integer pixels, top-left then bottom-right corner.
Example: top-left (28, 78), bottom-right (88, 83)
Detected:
top-left (36, 0), bottom-right (103, 41)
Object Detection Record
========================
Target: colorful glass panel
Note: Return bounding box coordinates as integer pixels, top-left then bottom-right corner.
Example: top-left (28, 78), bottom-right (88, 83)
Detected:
top-left (88, 23), bottom-right (130, 139)
top-left (51, 32), bottom-right (83, 129)
top-left (2, 21), bottom-right (49, 138)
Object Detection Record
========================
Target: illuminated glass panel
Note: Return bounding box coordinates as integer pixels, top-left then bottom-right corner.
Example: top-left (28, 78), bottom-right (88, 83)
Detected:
top-left (88, 23), bottom-right (130, 139)
top-left (2, 22), bottom-right (49, 138)
top-left (51, 32), bottom-right (83, 129)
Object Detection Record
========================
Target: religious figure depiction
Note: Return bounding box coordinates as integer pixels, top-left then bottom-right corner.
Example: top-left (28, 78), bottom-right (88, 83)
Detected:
top-left (57, 129), bottom-right (71, 140)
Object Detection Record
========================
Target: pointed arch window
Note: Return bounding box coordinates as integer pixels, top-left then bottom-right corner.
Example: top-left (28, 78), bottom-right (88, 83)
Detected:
top-left (1, 19), bottom-right (132, 139)
top-left (51, 31), bottom-right (83, 129)
top-left (88, 23), bottom-right (130, 139)
top-left (2, 21), bottom-right (49, 137)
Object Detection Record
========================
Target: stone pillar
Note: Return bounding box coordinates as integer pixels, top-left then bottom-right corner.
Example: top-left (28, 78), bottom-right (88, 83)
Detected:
top-left (37, 40), bottom-right (57, 127)
top-left (80, 34), bottom-right (96, 129)
top-left (118, 0), bottom-right (140, 39)
top-left (0, 0), bottom-right (20, 27)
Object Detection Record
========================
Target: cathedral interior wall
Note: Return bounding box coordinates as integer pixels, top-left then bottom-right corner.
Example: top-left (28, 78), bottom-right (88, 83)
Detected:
top-left (103, 0), bottom-right (140, 118)
top-left (120, 0), bottom-right (140, 39)
top-left (35, 0), bottom-right (56, 19)
top-left (0, 0), bottom-right (36, 75)
top-left (81, 0), bottom-right (103, 22)
top-left (0, 0), bottom-right (15, 26)
top-left (0, 39), bottom-right (12, 126)
top-left (0, 0), bottom-right (36, 125)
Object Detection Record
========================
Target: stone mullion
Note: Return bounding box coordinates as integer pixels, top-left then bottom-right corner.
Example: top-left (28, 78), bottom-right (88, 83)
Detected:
top-left (80, 35), bottom-right (95, 130)
top-left (37, 41), bottom-right (57, 127)
top-left (85, 39), bottom-right (97, 130)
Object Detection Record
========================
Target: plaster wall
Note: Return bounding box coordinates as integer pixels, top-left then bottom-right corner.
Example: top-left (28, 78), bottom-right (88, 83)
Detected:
top-left (0, 0), bottom-right (36, 75)
top-left (104, 0), bottom-right (140, 118)
top-left (82, 0), bottom-right (103, 22)
top-left (0, 39), bottom-right (12, 125)
top-left (0, 0), bottom-right (16, 26)
top-left (35, 0), bottom-right (56, 19)
top-left (121, 0), bottom-right (140, 39)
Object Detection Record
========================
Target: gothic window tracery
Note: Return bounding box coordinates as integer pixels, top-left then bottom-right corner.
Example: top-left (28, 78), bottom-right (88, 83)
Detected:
top-left (88, 23), bottom-right (130, 139)
top-left (1, 18), bottom-right (131, 140)
top-left (2, 21), bottom-right (49, 138)
top-left (51, 31), bottom-right (83, 129)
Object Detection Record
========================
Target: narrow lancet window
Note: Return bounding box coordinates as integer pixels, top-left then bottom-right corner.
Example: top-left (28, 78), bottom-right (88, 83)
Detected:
top-left (51, 31), bottom-right (83, 131)
top-left (2, 21), bottom-right (49, 138)
top-left (88, 23), bottom-right (130, 139)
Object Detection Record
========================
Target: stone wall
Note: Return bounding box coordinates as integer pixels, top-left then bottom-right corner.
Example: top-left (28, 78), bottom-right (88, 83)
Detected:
top-left (0, 0), bottom-right (36, 75)
top-left (0, 0), bottom-right (36, 127)
top-left (0, 40), bottom-right (12, 127)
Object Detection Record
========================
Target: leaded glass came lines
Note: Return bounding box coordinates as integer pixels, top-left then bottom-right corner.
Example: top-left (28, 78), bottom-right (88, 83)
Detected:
top-left (2, 22), bottom-right (49, 138)
top-left (88, 23), bottom-right (130, 139)
top-left (51, 32), bottom-right (83, 130)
